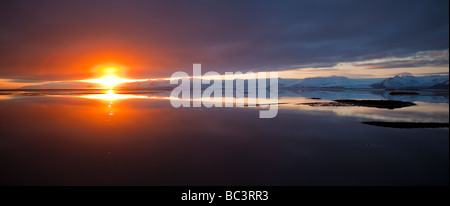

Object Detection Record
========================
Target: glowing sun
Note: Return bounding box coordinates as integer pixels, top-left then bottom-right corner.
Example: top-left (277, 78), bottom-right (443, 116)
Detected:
top-left (81, 66), bottom-right (147, 88)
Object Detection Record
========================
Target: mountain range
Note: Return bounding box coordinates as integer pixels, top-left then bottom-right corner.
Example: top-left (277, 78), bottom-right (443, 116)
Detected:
top-left (20, 75), bottom-right (449, 90)
top-left (117, 75), bottom-right (449, 90)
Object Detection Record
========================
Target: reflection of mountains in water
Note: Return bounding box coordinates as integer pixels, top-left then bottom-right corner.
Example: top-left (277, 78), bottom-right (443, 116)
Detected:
top-left (1, 87), bottom-right (449, 104)
top-left (362, 121), bottom-right (449, 129)
top-left (301, 99), bottom-right (416, 109)
top-left (279, 89), bottom-right (449, 103)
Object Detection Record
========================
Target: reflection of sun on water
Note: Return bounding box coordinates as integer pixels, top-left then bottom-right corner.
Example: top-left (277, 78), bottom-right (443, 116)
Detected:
top-left (79, 89), bottom-right (149, 101)
top-left (78, 90), bottom-right (150, 117)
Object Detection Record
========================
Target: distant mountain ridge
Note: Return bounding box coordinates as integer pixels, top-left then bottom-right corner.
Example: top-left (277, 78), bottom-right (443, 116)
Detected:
top-left (370, 75), bottom-right (449, 89)
top-left (278, 76), bottom-right (382, 89)
top-left (118, 75), bottom-right (448, 90)
top-left (279, 75), bottom-right (449, 89)
top-left (20, 75), bottom-right (449, 90)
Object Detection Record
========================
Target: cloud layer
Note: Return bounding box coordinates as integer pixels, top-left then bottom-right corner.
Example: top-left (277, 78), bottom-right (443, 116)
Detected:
top-left (0, 0), bottom-right (448, 81)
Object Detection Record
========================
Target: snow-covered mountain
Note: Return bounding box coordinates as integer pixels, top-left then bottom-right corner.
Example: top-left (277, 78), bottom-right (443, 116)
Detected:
top-left (118, 76), bottom-right (381, 89)
top-left (279, 76), bottom-right (381, 89)
top-left (116, 75), bottom-right (449, 90)
top-left (371, 75), bottom-right (449, 89)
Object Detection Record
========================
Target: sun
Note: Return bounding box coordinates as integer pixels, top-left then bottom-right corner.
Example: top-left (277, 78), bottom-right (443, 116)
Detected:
top-left (81, 66), bottom-right (148, 88)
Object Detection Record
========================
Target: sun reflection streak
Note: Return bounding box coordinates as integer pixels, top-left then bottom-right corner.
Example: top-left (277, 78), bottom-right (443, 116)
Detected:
top-left (78, 89), bottom-right (150, 101)
top-left (77, 89), bottom-right (153, 117)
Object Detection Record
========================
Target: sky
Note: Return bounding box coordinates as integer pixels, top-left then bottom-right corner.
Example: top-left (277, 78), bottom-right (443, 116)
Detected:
top-left (0, 0), bottom-right (448, 89)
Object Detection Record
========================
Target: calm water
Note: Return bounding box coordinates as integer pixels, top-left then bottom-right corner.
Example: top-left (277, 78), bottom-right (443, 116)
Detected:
top-left (0, 89), bottom-right (448, 185)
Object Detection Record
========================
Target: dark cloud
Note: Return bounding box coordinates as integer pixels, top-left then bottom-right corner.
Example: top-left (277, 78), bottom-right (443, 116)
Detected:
top-left (394, 72), bottom-right (413, 76)
top-left (354, 50), bottom-right (449, 69)
top-left (356, 58), bottom-right (449, 69)
top-left (0, 0), bottom-right (448, 80)
top-left (417, 71), bottom-right (450, 76)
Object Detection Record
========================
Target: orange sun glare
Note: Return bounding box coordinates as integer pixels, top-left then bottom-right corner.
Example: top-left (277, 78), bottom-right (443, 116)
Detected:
top-left (81, 66), bottom-right (147, 88)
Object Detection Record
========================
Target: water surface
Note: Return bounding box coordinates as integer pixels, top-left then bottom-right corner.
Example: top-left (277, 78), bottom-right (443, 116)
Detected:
top-left (0, 89), bottom-right (448, 185)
